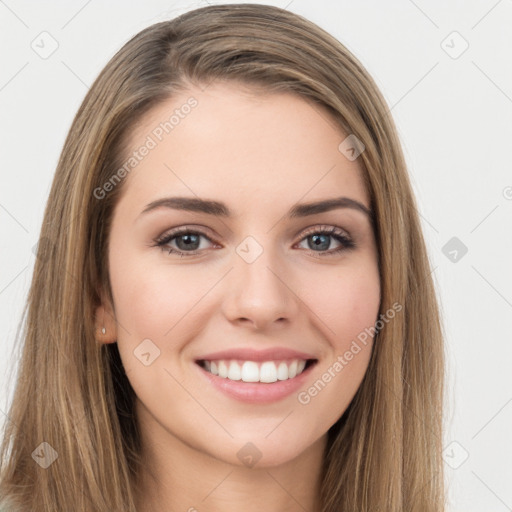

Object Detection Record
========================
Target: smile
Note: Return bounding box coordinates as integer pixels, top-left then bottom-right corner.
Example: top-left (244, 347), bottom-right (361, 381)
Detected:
top-left (198, 359), bottom-right (314, 383)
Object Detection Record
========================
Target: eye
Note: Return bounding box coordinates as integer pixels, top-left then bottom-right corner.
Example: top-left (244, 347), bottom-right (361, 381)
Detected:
top-left (295, 225), bottom-right (355, 257)
top-left (152, 227), bottom-right (217, 256)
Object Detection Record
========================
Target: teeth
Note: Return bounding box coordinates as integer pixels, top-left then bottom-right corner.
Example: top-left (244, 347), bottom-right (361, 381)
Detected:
top-left (227, 361), bottom-right (242, 380)
top-left (277, 362), bottom-right (289, 380)
top-left (241, 361), bottom-right (260, 382)
top-left (260, 361), bottom-right (278, 383)
top-left (218, 360), bottom-right (228, 378)
top-left (201, 358), bottom-right (310, 383)
top-left (288, 360), bottom-right (298, 378)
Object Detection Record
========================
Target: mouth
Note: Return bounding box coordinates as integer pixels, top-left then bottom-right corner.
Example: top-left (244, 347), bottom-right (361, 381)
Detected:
top-left (196, 358), bottom-right (317, 383)
top-left (193, 347), bottom-right (319, 403)
top-left (195, 357), bottom-right (318, 403)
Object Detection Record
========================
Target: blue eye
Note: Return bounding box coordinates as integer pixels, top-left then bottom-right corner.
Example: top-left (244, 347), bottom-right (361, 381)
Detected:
top-left (154, 229), bottom-right (214, 256)
top-left (153, 225), bottom-right (355, 257)
top-left (297, 226), bottom-right (355, 255)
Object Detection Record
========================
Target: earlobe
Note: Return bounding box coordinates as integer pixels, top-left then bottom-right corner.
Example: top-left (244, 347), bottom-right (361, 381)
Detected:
top-left (94, 303), bottom-right (118, 344)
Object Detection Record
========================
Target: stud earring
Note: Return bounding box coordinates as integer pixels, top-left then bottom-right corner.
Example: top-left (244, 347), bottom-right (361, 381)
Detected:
top-left (101, 327), bottom-right (106, 334)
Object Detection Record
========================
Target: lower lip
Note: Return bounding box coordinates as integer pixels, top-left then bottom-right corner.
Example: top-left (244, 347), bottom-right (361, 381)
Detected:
top-left (195, 361), bottom-right (317, 404)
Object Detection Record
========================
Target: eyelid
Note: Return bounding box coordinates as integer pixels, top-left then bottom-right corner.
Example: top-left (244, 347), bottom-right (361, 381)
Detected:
top-left (153, 224), bottom-right (218, 243)
top-left (299, 224), bottom-right (351, 238)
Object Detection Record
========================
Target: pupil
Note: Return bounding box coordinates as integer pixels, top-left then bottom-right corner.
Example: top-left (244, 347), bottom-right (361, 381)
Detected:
top-left (310, 234), bottom-right (329, 251)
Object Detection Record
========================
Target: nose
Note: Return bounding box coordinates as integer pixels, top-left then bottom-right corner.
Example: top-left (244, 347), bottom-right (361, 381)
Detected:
top-left (221, 244), bottom-right (299, 330)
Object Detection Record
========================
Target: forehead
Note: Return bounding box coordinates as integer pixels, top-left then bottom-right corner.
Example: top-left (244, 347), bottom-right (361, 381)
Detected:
top-left (116, 82), bottom-right (370, 216)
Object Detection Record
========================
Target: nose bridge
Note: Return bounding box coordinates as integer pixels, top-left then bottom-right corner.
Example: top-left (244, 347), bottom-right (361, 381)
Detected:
top-left (222, 234), bottom-right (297, 327)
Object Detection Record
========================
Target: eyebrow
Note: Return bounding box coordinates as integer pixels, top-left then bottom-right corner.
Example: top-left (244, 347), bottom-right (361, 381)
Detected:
top-left (139, 196), bottom-right (373, 221)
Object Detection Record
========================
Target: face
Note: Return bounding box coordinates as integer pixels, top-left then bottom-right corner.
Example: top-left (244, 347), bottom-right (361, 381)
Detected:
top-left (98, 81), bottom-right (380, 468)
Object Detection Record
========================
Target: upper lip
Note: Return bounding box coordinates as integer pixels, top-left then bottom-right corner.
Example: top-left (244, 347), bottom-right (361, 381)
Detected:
top-left (195, 347), bottom-right (317, 362)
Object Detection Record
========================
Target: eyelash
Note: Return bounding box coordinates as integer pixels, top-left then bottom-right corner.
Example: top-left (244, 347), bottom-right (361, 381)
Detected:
top-left (151, 225), bottom-right (356, 258)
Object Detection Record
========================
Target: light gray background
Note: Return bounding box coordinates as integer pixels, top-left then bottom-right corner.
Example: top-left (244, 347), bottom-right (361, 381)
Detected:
top-left (1, 1), bottom-right (511, 510)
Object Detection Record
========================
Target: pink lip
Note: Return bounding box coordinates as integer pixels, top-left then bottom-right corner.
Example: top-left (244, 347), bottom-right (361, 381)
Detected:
top-left (194, 358), bottom-right (318, 404)
top-left (195, 347), bottom-right (317, 363)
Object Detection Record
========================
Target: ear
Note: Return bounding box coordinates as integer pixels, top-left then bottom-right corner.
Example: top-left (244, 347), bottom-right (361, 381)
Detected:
top-left (94, 295), bottom-right (118, 345)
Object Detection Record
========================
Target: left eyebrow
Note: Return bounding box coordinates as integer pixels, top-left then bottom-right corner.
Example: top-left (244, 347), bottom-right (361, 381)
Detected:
top-left (138, 195), bottom-right (373, 221)
top-left (288, 197), bottom-right (373, 220)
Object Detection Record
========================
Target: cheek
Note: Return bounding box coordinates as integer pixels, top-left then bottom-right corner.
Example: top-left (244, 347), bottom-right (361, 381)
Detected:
top-left (294, 268), bottom-right (379, 427)
top-left (300, 260), bottom-right (381, 349)
top-left (109, 247), bottom-right (210, 340)
top-left (297, 260), bottom-right (380, 406)
top-left (108, 247), bottom-right (223, 391)
top-left (107, 254), bottom-right (209, 402)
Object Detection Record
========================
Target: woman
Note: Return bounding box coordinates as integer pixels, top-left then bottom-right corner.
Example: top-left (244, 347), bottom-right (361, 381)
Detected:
top-left (0, 4), bottom-right (445, 511)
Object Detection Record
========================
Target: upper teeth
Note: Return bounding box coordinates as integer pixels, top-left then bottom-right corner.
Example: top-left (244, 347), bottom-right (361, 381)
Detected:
top-left (203, 359), bottom-right (308, 383)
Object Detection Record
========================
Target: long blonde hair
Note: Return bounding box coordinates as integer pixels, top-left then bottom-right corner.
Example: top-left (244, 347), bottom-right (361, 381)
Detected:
top-left (0, 4), bottom-right (445, 510)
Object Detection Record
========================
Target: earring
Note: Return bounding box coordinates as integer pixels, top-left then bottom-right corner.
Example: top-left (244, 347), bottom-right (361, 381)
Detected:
top-left (101, 310), bottom-right (106, 335)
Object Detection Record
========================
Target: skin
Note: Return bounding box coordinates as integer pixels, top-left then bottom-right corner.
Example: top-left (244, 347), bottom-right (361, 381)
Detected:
top-left (96, 81), bottom-right (381, 512)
